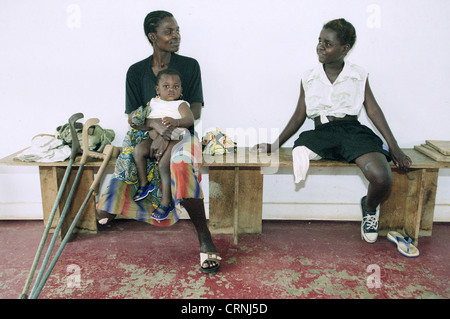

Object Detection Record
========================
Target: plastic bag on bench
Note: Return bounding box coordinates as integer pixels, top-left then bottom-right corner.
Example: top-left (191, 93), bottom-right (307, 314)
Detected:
top-left (57, 122), bottom-right (115, 153)
top-left (14, 134), bottom-right (71, 162)
top-left (202, 128), bottom-right (236, 155)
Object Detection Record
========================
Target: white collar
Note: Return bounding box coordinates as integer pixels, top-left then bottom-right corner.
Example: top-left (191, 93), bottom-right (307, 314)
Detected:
top-left (308, 60), bottom-right (363, 85)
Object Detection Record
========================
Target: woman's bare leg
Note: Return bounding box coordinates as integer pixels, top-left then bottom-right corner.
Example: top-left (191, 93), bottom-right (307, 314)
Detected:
top-left (355, 152), bottom-right (392, 242)
top-left (181, 198), bottom-right (218, 269)
top-left (355, 152), bottom-right (392, 211)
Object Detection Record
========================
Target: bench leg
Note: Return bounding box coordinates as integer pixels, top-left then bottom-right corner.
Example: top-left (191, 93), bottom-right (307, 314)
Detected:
top-left (417, 168), bottom-right (439, 236)
top-left (39, 166), bottom-right (97, 239)
top-left (233, 167), bottom-right (239, 244)
top-left (208, 167), bottom-right (263, 242)
top-left (379, 168), bottom-right (438, 246)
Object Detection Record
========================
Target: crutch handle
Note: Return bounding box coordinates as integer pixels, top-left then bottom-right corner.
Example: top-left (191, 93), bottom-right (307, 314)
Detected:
top-left (80, 118), bottom-right (120, 191)
top-left (81, 118), bottom-right (121, 161)
top-left (68, 113), bottom-right (84, 160)
top-left (80, 118), bottom-right (100, 164)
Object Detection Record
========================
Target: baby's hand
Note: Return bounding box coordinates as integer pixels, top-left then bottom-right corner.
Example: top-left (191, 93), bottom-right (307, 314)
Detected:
top-left (162, 117), bottom-right (177, 127)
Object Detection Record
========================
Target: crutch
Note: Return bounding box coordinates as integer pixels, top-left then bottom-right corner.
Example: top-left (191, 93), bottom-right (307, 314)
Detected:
top-left (28, 118), bottom-right (93, 298)
top-left (30, 118), bottom-right (120, 299)
top-left (19, 113), bottom-right (84, 299)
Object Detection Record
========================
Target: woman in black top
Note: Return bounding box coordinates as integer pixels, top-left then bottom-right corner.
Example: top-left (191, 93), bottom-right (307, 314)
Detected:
top-left (97, 11), bottom-right (220, 273)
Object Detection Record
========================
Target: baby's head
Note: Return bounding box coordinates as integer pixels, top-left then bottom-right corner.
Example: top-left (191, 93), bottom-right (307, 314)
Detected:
top-left (155, 68), bottom-right (183, 101)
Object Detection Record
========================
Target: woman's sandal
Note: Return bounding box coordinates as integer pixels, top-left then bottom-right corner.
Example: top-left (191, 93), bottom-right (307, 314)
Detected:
top-left (200, 252), bottom-right (222, 273)
top-left (133, 183), bottom-right (155, 202)
top-left (387, 231), bottom-right (419, 257)
top-left (96, 210), bottom-right (115, 225)
top-left (151, 203), bottom-right (174, 221)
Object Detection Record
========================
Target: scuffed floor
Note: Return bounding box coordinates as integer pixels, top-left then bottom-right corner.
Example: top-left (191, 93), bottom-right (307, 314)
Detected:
top-left (0, 219), bottom-right (448, 299)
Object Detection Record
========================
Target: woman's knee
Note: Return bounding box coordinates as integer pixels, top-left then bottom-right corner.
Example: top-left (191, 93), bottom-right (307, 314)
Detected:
top-left (357, 153), bottom-right (392, 189)
top-left (368, 166), bottom-right (393, 189)
top-left (372, 168), bottom-right (392, 189)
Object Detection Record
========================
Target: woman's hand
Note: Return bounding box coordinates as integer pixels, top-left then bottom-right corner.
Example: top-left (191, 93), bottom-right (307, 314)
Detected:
top-left (150, 135), bottom-right (169, 163)
top-left (128, 113), bottom-right (149, 131)
top-left (390, 146), bottom-right (412, 171)
top-left (127, 113), bottom-right (134, 126)
top-left (130, 124), bottom-right (148, 131)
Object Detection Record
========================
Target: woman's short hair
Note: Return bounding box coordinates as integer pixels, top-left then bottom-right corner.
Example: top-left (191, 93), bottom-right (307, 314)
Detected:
top-left (143, 10), bottom-right (174, 44)
top-left (323, 18), bottom-right (357, 48)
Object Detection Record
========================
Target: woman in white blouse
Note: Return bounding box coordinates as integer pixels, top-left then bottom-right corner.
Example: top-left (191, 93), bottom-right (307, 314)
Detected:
top-left (254, 18), bottom-right (411, 243)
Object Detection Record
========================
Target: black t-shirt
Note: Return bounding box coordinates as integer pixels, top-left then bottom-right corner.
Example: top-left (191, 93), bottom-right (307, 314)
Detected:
top-left (125, 53), bottom-right (204, 114)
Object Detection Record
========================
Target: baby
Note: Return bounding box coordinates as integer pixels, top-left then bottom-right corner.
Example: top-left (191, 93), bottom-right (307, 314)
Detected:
top-left (132, 68), bottom-right (194, 221)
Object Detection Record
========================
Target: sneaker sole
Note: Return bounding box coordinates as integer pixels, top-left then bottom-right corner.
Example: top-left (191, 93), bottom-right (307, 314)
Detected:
top-left (134, 186), bottom-right (155, 202)
top-left (361, 227), bottom-right (378, 243)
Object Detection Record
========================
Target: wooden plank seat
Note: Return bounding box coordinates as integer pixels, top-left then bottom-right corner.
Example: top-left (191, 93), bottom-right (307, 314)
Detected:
top-left (203, 148), bottom-right (449, 244)
top-left (1, 147), bottom-right (448, 245)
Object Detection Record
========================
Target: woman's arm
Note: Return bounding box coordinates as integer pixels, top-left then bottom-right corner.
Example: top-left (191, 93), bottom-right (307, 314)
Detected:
top-left (190, 102), bottom-right (202, 121)
top-left (363, 79), bottom-right (412, 170)
top-left (128, 113), bottom-right (154, 132)
top-left (126, 112), bottom-right (165, 159)
top-left (254, 83), bottom-right (307, 153)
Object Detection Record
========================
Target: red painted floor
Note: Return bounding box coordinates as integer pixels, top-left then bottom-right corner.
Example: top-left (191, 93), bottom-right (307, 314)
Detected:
top-left (1, 219), bottom-right (448, 299)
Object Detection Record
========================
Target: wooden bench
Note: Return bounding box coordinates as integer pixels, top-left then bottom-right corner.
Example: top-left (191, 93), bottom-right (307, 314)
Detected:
top-left (0, 151), bottom-right (103, 238)
top-left (203, 148), bottom-right (449, 245)
top-left (1, 147), bottom-right (448, 245)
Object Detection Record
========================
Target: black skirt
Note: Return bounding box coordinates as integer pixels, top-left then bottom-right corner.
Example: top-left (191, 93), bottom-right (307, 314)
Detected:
top-left (293, 120), bottom-right (392, 163)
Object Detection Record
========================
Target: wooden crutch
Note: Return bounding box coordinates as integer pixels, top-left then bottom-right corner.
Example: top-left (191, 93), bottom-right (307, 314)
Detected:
top-left (29, 118), bottom-right (120, 299)
top-left (19, 113), bottom-right (84, 299)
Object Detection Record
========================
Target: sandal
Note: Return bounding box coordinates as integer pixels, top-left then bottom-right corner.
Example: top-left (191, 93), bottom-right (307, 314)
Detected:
top-left (200, 252), bottom-right (222, 273)
top-left (387, 231), bottom-right (419, 257)
top-left (96, 210), bottom-right (115, 225)
top-left (133, 183), bottom-right (155, 202)
top-left (151, 203), bottom-right (174, 221)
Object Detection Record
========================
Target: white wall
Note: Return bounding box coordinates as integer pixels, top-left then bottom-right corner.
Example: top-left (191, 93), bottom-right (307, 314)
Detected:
top-left (1, 0), bottom-right (449, 221)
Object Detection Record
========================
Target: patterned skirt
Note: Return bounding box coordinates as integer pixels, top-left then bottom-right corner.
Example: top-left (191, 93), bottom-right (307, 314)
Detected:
top-left (96, 128), bottom-right (203, 227)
